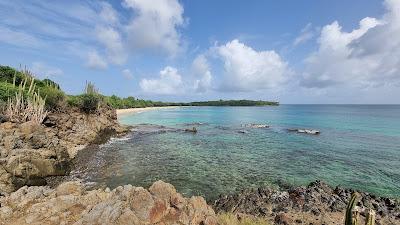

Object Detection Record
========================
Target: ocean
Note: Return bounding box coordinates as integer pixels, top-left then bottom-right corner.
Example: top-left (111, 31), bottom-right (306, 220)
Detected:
top-left (77, 105), bottom-right (400, 200)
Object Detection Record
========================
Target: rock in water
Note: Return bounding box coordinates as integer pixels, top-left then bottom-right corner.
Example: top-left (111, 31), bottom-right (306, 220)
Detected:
top-left (0, 180), bottom-right (217, 225)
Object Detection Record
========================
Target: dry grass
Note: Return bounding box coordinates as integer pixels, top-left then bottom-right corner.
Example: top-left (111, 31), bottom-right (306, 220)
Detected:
top-left (5, 72), bottom-right (48, 124)
top-left (217, 213), bottom-right (270, 225)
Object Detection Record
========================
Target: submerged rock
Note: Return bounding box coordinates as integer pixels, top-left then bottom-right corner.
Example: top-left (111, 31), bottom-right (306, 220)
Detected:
top-left (184, 127), bottom-right (198, 133)
top-left (242, 124), bottom-right (270, 128)
top-left (288, 128), bottom-right (320, 135)
top-left (238, 130), bottom-right (249, 134)
top-left (0, 180), bottom-right (217, 225)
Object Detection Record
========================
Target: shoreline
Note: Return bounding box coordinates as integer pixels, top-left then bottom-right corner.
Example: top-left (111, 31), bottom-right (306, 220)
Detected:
top-left (116, 106), bottom-right (181, 117)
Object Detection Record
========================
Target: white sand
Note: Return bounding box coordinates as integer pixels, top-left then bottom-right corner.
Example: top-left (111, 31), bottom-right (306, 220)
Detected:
top-left (116, 106), bottom-right (180, 117)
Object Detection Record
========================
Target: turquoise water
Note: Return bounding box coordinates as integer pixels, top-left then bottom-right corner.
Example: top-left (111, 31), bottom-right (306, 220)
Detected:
top-left (87, 105), bottom-right (400, 200)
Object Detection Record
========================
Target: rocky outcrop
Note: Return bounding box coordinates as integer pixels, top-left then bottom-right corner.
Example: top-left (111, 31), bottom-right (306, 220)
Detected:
top-left (214, 180), bottom-right (400, 225)
top-left (0, 106), bottom-right (129, 194)
top-left (0, 180), bottom-right (217, 225)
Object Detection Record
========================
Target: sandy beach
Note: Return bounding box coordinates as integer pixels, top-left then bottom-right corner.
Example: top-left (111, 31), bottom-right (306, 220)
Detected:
top-left (116, 106), bottom-right (180, 117)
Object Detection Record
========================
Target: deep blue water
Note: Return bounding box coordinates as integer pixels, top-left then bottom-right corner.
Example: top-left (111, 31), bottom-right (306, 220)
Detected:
top-left (86, 105), bottom-right (400, 199)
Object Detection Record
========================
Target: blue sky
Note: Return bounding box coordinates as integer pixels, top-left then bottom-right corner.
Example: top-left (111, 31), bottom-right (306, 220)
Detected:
top-left (1, 0), bottom-right (399, 103)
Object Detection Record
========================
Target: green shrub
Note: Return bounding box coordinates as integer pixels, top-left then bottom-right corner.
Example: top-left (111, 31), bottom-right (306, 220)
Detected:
top-left (79, 93), bottom-right (102, 113)
top-left (39, 85), bottom-right (66, 110)
top-left (0, 82), bottom-right (20, 101)
top-left (0, 66), bottom-right (26, 85)
top-left (66, 95), bottom-right (81, 107)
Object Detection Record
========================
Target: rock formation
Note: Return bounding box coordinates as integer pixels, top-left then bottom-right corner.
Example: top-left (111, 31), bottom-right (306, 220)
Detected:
top-left (214, 180), bottom-right (400, 225)
top-left (0, 106), bottom-right (129, 194)
top-left (0, 180), bottom-right (217, 225)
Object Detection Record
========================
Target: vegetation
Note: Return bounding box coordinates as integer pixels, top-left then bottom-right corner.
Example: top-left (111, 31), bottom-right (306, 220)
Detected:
top-left (0, 65), bottom-right (279, 119)
top-left (5, 75), bottom-right (48, 124)
top-left (187, 99), bottom-right (278, 106)
top-left (217, 213), bottom-right (269, 225)
top-left (345, 193), bottom-right (375, 225)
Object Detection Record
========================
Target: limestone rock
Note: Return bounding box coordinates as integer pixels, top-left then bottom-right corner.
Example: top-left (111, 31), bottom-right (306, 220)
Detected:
top-left (0, 180), bottom-right (217, 225)
top-left (0, 107), bottom-right (129, 194)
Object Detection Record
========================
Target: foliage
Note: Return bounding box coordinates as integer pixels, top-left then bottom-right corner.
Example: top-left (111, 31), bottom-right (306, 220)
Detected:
top-left (188, 100), bottom-right (279, 106)
top-left (0, 82), bottom-right (20, 101)
top-left (0, 65), bottom-right (65, 110)
top-left (5, 76), bottom-right (48, 124)
top-left (217, 213), bottom-right (270, 225)
top-left (1, 65), bottom-right (280, 114)
top-left (79, 93), bottom-right (102, 113)
top-left (39, 85), bottom-right (66, 110)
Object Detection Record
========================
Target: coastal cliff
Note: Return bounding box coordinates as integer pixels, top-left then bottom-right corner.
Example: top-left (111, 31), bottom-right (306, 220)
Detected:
top-left (0, 106), bottom-right (128, 193)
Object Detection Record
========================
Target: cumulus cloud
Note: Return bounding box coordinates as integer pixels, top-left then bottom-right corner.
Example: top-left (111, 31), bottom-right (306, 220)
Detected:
top-left (31, 62), bottom-right (63, 78)
top-left (124, 0), bottom-right (185, 56)
top-left (192, 54), bottom-right (212, 93)
top-left (302, 0), bottom-right (400, 88)
top-left (122, 69), bottom-right (134, 79)
top-left (140, 66), bottom-right (183, 94)
top-left (215, 39), bottom-right (291, 92)
top-left (86, 51), bottom-right (108, 69)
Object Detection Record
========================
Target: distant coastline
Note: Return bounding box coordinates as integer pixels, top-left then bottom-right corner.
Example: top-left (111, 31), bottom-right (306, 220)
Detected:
top-left (116, 106), bottom-right (180, 116)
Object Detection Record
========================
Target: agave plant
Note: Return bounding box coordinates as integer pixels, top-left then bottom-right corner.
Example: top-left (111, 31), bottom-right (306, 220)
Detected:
top-left (5, 70), bottom-right (48, 124)
top-left (345, 192), bottom-right (375, 225)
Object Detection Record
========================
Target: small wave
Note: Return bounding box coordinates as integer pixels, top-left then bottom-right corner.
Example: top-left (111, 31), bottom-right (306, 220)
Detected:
top-left (100, 136), bottom-right (132, 148)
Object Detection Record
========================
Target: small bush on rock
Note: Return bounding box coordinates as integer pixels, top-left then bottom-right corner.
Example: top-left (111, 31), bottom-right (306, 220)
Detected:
top-left (39, 85), bottom-right (66, 110)
top-left (79, 93), bottom-right (102, 113)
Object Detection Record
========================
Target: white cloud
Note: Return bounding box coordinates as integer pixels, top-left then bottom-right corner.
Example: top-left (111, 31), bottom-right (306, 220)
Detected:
top-left (99, 2), bottom-right (119, 25)
top-left (95, 26), bottom-right (127, 65)
top-left (86, 51), bottom-right (108, 70)
top-left (140, 66), bottom-right (183, 94)
top-left (0, 26), bottom-right (43, 48)
top-left (215, 39), bottom-right (291, 92)
top-left (293, 23), bottom-right (314, 46)
top-left (124, 0), bottom-right (185, 56)
top-left (122, 69), bottom-right (134, 79)
top-left (302, 0), bottom-right (400, 88)
top-left (31, 62), bottom-right (63, 78)
top-left (192, 54), bottom-right (212, 93)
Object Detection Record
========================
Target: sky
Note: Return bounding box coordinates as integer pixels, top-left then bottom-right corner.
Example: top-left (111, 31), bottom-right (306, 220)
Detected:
top-left (0, 0), bottom-right (399, 104)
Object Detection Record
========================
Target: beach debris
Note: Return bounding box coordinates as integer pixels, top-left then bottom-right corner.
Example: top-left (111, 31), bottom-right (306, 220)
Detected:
top-left (184, 127), bottom-right (198, 133)
top-left (288, 128), bottom-right (320, 135)
top-left (242, 123), bottom-right (269, 128)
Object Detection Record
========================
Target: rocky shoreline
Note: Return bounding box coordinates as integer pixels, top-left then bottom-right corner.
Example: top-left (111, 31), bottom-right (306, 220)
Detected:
top-left (0, 106), bottom-right (129, 194)
top-left (1, 107), bottom-right (400, 224)
top-left (214, 180), bottom-right (400, 224)
top-left (0, 180), bottom-right (217, 225)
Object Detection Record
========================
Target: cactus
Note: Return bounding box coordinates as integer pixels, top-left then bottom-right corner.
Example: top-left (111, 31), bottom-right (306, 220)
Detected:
top-left (345, 193), bottom-right (359, 225)
top-left (365, 209), bottom-right (375, 225)
top-left (344, 192), bottom-right (376, 225)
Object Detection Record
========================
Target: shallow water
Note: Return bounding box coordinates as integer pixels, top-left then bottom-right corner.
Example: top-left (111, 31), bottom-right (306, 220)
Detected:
top-left (76, 105), bottom-right (400, 200)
